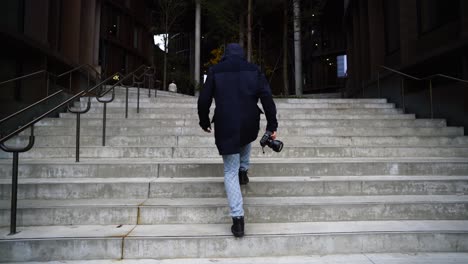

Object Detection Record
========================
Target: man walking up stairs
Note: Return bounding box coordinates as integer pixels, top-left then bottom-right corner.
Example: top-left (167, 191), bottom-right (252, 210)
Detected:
top-left (1, 86), bottom-right (468, 262)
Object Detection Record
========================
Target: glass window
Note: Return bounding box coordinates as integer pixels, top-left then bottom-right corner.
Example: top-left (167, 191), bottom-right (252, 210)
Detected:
top-left (418, 0), bottom-right (459, 34)
top-left (337, 55), bottom-right (347, 78)
top-left (383, 0), bottom-right (400, 54)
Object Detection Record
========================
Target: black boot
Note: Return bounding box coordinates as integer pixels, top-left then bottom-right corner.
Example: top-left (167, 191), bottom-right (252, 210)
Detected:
top-left (231, 216), bottom-right (244, 237)
top-left (239, 170), bottom-right (249, 185)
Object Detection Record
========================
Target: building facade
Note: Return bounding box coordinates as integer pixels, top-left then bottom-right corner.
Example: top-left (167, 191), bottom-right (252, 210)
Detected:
top-left (344, 0), bottom-right (468, 133)
top-left (0, 0), bottom-right (153, 115)
top-left (302, 0), bottom-right (347, 94)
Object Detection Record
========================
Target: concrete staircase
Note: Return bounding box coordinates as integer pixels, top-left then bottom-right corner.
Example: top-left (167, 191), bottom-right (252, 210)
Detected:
top-left (1, 87), bottom-right (468, 262)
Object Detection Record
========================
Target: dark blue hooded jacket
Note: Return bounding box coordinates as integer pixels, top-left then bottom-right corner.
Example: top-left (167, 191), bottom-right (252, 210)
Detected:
top-left (198, 43), bottom-right (278, 155)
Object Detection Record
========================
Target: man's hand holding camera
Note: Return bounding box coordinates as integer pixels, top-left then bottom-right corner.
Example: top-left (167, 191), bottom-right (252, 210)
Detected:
top-left (260, 130), bottom-right (283, 153)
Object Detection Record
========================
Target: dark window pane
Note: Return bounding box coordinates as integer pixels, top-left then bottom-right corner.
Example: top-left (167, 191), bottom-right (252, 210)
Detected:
top-left (383, 0), bottom-right (400, 54)
top-left (418, 0), bottom-right (459, 34)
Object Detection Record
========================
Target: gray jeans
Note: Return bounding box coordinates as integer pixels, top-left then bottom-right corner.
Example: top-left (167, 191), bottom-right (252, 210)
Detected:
top-left (221, 143), bottom-right (251, 217)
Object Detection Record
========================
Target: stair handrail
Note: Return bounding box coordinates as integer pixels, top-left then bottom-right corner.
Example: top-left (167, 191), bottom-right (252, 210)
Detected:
top-left (0, 64), bottom-right (101, 98)
top-left (54, 64), bottom-right (101, 94)
top-left (0, 73), bottom-right (118, 235)
top-left (0, 73), bottom-right (118, 144)
top-left (0, 64), bottom-right (150, 235)
top-left (0, 70), bottom-right (50, 86)
top-left (0, 70), bottom-right (57, 97)
top-left (0, 90), bottom-right (63, 124)
top-left (96, 65), bottom-right (154, 118)
top-left (94, 65), bottom-right (156, 145)
top-left (131, 66), bottom-right (155, 113)
top-left (98, 65), bottom-right (148, 97)
top-left (56, 64), bottom-right (101, 79)
top-left (377, 65), bottom-right (468, 118)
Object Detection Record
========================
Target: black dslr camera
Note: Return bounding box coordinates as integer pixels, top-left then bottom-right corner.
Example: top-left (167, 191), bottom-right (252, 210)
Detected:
top-left (259, 131), bottom-right (284, 153)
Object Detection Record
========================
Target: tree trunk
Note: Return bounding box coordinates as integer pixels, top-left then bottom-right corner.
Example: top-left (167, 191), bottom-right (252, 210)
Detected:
top-left (282, 0), bottom-right (289, 96)
top-left (293, 0), bottom-right (302, 95)
top-left (195, 0), bottom-right (201, 96)
top-left (247, 0), bottom-right (252, 62)
top-left (163, 36), bottom-right (167, 91)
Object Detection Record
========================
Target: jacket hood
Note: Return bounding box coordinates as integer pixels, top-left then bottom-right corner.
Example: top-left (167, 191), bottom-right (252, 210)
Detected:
top-left (224, 43), bottom-right (245, 59)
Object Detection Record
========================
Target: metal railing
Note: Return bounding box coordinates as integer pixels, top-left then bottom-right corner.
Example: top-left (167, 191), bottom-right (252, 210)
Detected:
top-left (0, 65), bottom-right (155, 235)
top-left (54, 64), bottom-right (101, 94)
top-left (0, 64), bottom-right (101, 98)
top-left (377, 65), bottom-right (468, 118)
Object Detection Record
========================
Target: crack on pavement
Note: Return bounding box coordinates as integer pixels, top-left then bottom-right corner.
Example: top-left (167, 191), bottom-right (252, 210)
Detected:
top-left (363, 253), bottom-right (376, 264)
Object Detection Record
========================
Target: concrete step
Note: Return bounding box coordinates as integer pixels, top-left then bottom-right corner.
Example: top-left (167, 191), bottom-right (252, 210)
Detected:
top-left (0, 177), bottom-right (153, 199)
top-left (150, 175), bottom-right (468, 198)
top-left (1, 195), bottom-right (468, 225)
top-left (59, 112), bottom-right (416, 120)
top-left (8, 253), bottom-right (468, 264)
top-left (1, 221), bottom-right (467, 261)
top-left (3, 146), bottom-right (468, 159)
top-left (17, 126), bottom-right (464, 137)
top-left (6, 135), bottom-right (468, 148)
top-left (93, 92), bottom-right (387, 103)
top-left (1, 158), bottom-right (467, 179)
top-left (79, 107), bottom-right (403, 115)
top-left (91, 95), bottom-right (390, 104)
top-left (1, 175), bottom-right (467, 200)
top-left (137, 195), bottom-right (468, 224)
top-left (37, 117), bottom-right (448, 128)
top-left (75, 101), bottom-right (397, 109)
top-left (0, 199), bottom-right (143, 226)
top-left (155, 158), bottom-right (468, 178)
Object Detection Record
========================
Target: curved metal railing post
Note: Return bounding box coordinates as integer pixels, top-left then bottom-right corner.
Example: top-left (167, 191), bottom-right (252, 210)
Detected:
top-left (401, 78), bottom-right (405, 113)
top-left (137, 81), bottom-right (141, 114)
top-left (377, 71), bottom-right (381, 98)
top-left (125, 84), bottom-right (129, 119)
top-left (67, 97), bottom-right (92, 162)
top-left (69, 73), bottom-right (72, 93)
top-left (429, 79), bottom-right (433, 119)
top-left (0, 125), bottom-right (35, 235)
top-left (96, 87), bottom-right (116, 146)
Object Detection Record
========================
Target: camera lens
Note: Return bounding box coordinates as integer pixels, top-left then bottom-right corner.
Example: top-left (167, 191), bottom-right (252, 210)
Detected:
top-left (270, 140), bottom-right (284, 152)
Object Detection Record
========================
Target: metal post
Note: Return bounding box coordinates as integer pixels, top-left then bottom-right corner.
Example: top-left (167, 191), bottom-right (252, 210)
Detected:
top-left (429, 80), bottom-right (434, 119)
top-left (69, 74), bottom-right (72, 93)
top-left (102, 103), bottom-right (107, 146)
top-left (147, 76), bottom-right (151, 97)
top-left (377, 72), bottom-right (381, 98)
top-left (9, 152), bottom-right (19, 235)
top-left (54, 74), bottom-right (57, 94)
top-left (137, 83), bottom-right (140, 114)
top-left (46, 72), bottom-right (50, 96)
top-left (125, 86), bottom-right (129, 119)
top-left (401, 78), bottom-right (405, 113)
top-left (76, 113), bottom-right (81, 162)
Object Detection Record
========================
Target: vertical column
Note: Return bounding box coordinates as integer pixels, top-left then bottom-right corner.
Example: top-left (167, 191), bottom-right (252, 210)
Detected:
top-left (461, 0), bottom-right (468, 38)
top-left (61, 0), bottom-right (82, 63)
top-left (367, 0), bottom-right (386, 78)
top-left (23, 0), bottom-right (49, 44)
top-left (293, 0), bottom-right (303, 96)
top-left (80, 0), bottom-right (97, 67)
top-left (195, 0), bottom-right (201, 96)
top-left (352, 3), bottom-right (362, 95)
top-left (358, 1), bottom-right (370, 82)
top-left (94, 0), bottom-right (102, 67)
top-left (399, 0), bottom-right (417, 65)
